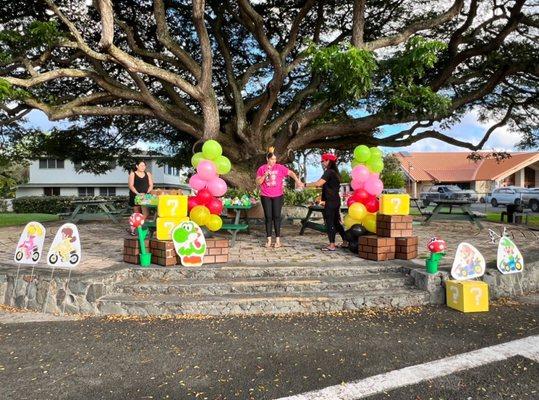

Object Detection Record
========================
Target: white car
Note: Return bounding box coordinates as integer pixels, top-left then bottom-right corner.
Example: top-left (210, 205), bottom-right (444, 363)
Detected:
top-left (485, 187), bottom-right (528, 207)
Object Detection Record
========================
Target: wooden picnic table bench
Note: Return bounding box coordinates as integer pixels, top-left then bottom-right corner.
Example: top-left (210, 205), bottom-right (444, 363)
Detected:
top-left (220, 204), bottom-right (252, 246)
top-left (63, 199), bottom-right (123, 223)
top-left (299, 204), bottom-right (348, 235)
top-left (423, 199), bottom-right (483, 229)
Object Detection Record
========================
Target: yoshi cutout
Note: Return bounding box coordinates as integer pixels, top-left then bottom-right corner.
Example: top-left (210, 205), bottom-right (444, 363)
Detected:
top-left (172, 221), bottom-right (206, 266)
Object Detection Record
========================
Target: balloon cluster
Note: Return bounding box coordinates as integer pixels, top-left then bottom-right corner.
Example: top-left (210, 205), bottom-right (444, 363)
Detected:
top-left (344, 145), bottom-right (384, 233)
top-left (188, 140), bottom-right (231, 232)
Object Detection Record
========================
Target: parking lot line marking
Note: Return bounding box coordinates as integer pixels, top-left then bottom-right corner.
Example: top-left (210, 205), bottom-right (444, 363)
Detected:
top-left (278, 335), bottom-right (539, 400)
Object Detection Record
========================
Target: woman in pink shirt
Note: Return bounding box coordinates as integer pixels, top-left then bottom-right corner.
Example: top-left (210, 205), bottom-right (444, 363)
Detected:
top-left (256, 147), bottom-right (303, 248)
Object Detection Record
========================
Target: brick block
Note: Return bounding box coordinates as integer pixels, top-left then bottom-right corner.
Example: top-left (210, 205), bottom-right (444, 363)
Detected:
top-left (149, 239), bottom-right (175, 251)
top-left (358, 235), bottom-right (395, 261)
top-left (151, 254), bottom-right (178, 266)
top-left (376, 214), bottom-right (413, 237)
top-left (123, 254), bottom-right (139, 264)
top-left (124, 238), bottom-right (149, 250)
top-left (395, 250), bottom-right (418, 260)
top-left (204, 255), bottom-right (216, 264)
top-left (208, 247), bottom-right (222, 256)
top-left (215, 255), bottom-right (229, 263)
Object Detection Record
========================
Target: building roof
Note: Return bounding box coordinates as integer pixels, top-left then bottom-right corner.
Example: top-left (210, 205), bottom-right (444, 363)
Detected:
top-left (394, 151), bottom-right (539, 183)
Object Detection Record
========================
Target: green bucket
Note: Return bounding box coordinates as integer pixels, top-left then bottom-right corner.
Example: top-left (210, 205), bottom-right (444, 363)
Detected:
top-left (139, 253), bottom-right (152, 268)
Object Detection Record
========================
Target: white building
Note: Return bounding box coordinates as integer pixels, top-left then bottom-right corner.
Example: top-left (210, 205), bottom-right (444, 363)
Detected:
top-left (16, 158), bottom-right (189, 198)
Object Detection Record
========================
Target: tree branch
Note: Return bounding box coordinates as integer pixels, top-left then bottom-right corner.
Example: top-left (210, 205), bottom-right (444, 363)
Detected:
top-left (95, 0), bottom-right (114, 49)
top-left (351, 0), bottom-right (366, 48)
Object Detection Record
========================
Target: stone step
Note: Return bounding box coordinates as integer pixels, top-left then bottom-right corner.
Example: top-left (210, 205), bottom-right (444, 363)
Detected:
top-left (115, 273), bottom-right (412, 296)
top-left (97, 288), bottom-right (430, 316)
top-left (126, 262), bottom-right (407, 281)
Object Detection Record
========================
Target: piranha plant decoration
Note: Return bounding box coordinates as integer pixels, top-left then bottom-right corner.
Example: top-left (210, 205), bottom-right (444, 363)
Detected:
top-left (426, 237), bottom-right (446, 274)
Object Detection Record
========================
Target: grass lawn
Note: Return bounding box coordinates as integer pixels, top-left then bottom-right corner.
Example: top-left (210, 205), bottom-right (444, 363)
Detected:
top-left (486, 212), bottom-right (539, 228)
top-left (0, 213), bottom-right (59, 227)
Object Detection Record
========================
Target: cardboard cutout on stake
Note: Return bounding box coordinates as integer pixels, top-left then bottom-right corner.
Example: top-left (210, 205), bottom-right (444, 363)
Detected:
top-left (451, 242), bottom-right (485, 281)
top-left (497, 236), bottom-right (524, 274)
top-left (47, 223), bottom-right (82, 267)
top-left (14, 222), bottom-right (46, 264)
top-left (172, 221), bottom-right (206, 267)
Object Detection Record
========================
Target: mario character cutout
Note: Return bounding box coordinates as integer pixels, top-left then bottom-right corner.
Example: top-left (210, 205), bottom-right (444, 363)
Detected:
top-left (14, 222), bottom-right (46, 264)
top-left (451, 242), bottom-right (485, 280)
top-left (172, 221), bottom-right (206, 267)
top-left (47, 223), bottom-right (82, 267)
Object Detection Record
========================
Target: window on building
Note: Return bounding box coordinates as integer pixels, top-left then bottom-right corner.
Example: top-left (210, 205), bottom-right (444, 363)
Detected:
top-left (99, 187), bottom-right (116, 196)
top-left (78, 187), bottom-right (95, 197)
top-left (43, 187), bottom-right (61, 196)
top-left (39, 159), bottom-right (64, 169)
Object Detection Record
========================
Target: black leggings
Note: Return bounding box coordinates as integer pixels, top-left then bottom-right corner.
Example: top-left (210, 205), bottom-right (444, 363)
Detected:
top-left (324, 205), bottom-right (347, 244)
top-left (260, 195), bottom-right (284, 237)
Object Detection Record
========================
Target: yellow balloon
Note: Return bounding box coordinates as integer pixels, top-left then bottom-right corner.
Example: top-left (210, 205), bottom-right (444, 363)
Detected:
top-left (190, 205), bottom-right (210, 226)
top-left (343, 214), bottom-right (362, 230)
top-left (206, 214), bottom-right (223, 232)
top-left (348, 202), bottom-right (367, 221)
top-left (362, 212), bottom-right (377, 233)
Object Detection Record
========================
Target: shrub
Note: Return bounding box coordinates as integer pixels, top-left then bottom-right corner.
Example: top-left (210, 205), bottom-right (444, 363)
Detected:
top-left (12, 195), bottom-right (128, 214)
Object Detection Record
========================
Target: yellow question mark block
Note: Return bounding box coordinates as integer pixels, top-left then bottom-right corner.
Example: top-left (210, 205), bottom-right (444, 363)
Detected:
top-left (157, 195), bottom-right (188, 218)
top-left (446, 280), bottom-right (489, 313)
top-left (380, 194), bottom-right (410, 215)
top-left (156, 217), bottom-right (189, 240)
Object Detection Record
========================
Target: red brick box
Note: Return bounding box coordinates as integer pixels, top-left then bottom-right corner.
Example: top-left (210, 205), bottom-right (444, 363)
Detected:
top-left (123, 238), bottom-right (150, 264)
top-left (376, 214), bottom-right (413, 237)
top-left (395, 236), bottom-right (418, 260)
top-left (358, 235), bottom-right (396, 261)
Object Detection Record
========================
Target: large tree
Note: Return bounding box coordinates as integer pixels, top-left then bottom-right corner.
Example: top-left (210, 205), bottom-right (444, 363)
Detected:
top-left (0, 0), bottom-right (537, 188)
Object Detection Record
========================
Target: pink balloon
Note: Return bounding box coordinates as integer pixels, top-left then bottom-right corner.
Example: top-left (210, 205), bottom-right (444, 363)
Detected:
top-left (351, 165), bottom-right (370, 182)
top-left (189, 173), bottom-right (207, 191)
top-left (197, 160), bottom-right (217, 181)
top-left (207, 177), bottom-right (227, 197)
top-left (364, 176), bottom-right (384, 196)
top-left (351, 179), bottom-right (364, 190)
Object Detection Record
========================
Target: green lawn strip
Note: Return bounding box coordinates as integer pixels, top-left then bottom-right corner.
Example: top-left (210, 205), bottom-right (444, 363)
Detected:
top-left (485, 212), bottom-right (539, 227)
top-left (0, 213), bottom-right (59, 227)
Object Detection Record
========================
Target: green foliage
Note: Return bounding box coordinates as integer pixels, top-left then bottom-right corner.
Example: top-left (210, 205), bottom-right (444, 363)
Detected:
top-left (340, 169), bottom-right (351, 183)
top-left (12, 195), bottom-right (128, 214)
top-left (309, 45), bottom-right (377, 101)
top-left (381, 154), bottom-right (405, 189)
top-left (391, 36), bottom-right (447, 82)
top-left (0, 78), bottom-right (29, 101)
top-left (283, 188), bottom-right (319, 206)
top-left (390, 84), bottom-right (451, 116)
top-left (385, 36), bottom-right (451, 116)
top-left (0, 21), bottom-right (63, 55)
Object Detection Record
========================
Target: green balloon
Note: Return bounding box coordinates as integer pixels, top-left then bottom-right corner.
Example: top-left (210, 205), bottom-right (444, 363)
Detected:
top-left (191, 152), bottom-right (204, 167)
top-left (370, 147), bottom-right (383, 159)
top-left (354, 145), bottom-right (371, 162)
top-left (367, 157), bottom-right (384, 173)
top-left (215, 155), bottom-right (232, 175)
top-left (202, 140), bottom-right (222, 160)
top-left (351, 159), bottom-right (360, 168)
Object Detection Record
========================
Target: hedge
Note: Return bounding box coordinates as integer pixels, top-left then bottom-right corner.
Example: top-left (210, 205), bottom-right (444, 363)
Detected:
top-left (12, 196), bottom-right (129, 214)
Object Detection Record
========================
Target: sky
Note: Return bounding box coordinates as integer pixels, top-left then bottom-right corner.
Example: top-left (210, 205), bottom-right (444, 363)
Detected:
top-left (25, 108), bottom-right (522, 182)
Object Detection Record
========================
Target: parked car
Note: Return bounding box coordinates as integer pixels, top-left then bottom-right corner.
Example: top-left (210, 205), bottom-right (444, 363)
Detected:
top-left (419, 185), bottom-right (478, 207)
top-left (485, 186), bottom-right (529, 207)
top-left (520, 188), bottom-right (539, 212)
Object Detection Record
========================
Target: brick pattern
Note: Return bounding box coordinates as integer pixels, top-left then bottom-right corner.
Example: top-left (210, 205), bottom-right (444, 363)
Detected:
top-left (149, 239), bottom-right (180, 266)
top-left (395, 236), bottom-right (419, 260)
top-left (204, 238), bottom-right (230, 264)
top-left (376, 214), bottom-right (413, 237)
top-left (358, 235), bottom-right (396, 261)
top-left (123, 238), bottom-right (150, 264)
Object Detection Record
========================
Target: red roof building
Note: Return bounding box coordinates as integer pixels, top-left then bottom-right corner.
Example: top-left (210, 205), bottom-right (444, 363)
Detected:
top-left (394, 151), bottom-right (539, 198)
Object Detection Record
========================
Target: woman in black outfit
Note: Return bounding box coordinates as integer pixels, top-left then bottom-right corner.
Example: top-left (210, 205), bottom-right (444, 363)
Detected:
top-left (306, 153), bottom-right (348, 251)
top-left (128, 160), bottom-right (154, 234)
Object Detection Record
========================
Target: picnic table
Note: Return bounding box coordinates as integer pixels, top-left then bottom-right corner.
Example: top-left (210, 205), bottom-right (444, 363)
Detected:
top-left (221, 204), bottom-right (251, 246)
top-left (64, 199), bottom-right (123, 223)
top-left (299, 204), bottom-right (348, 235)
top-left (423, 200), bottom-right (483, 229)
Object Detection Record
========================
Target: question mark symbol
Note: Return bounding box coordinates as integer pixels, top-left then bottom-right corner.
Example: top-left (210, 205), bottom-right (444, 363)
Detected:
top-left (449, 286), bottom-right (459, 303)
top-left (166, 199), bottom-right (178, 215)
top-left (164, 222), bottom-right (175, 238)
top-left (391, 197), bottom-right (401, 213)
top-left (470, 287), bottom-right (482, 305)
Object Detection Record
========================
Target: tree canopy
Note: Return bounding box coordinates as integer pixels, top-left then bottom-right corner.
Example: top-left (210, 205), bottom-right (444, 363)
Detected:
top-left (0, 0), bottom-right (537, 187)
